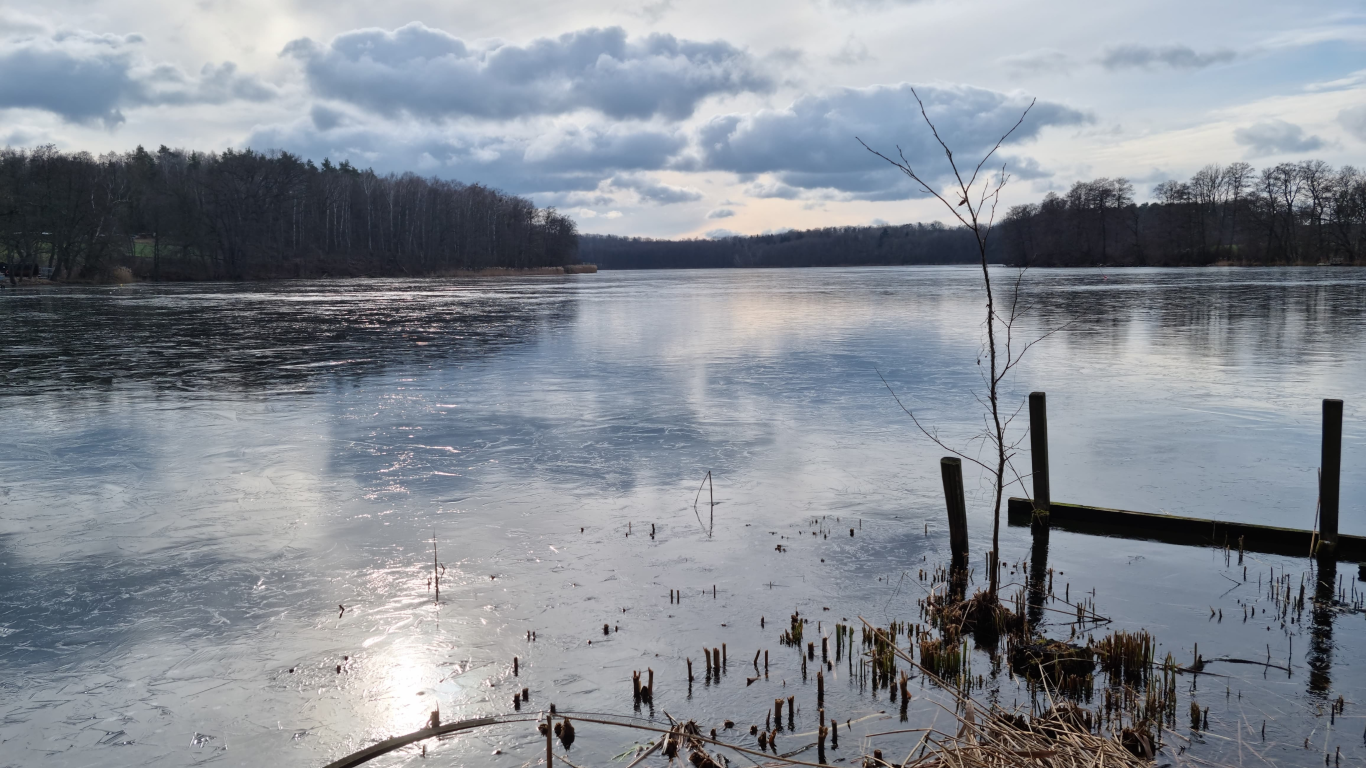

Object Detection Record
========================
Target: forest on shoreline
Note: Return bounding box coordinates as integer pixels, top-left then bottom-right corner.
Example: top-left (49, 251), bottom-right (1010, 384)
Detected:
top-left (0, 145), bottom-right (579, 282)
top-left (1001, 160), bottom-right (1366, 267)
top-left (586, 160), bottom-right (1366, 270)
top-left (4, 146), bottom-right (1363, 283)
top-left (580, 222), bottom-right (983, 269)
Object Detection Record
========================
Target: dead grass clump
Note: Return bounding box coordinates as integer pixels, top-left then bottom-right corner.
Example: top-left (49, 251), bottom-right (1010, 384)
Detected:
top-left (1094, 629), bottom-right (1155, 686)
top-left (905, 705), bottom-right (1148, 768)
top-left (918, 636), bottom-right (968, 681)
top-left (1118, 721), bottom-right (1156, 759)
top-left (1009, 638), bottom-right (1095, 698)
top-left (1034, 702), bottom-right (1095, 736)
top-left (928, 589), bottom-right (1023, 642)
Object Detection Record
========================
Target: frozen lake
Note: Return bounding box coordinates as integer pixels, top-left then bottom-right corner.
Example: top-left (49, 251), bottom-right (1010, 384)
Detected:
top-left (1, 267), bottom-right (1362, 767)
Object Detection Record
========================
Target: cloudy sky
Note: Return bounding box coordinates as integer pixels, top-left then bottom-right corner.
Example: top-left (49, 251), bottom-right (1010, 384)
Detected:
top-left (3, 0), bottom-right (1365, 238)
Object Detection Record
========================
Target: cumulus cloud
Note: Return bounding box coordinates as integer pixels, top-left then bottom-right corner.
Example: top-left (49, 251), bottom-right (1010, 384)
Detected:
top-left (706, 208), bottom-right (736, 218)
top-left (1339, 105), bottom-right (1366, 142)
top-left (705, 228), bottom-right (740, 239)
top-left (696, 83), bottom-right (1086, 200)
top-left (830, 35), bottom-right (873, 66)
top-left (637, 0), bottom-right (675, 23)
top-left (0, 30), bottom-right (276, 127)
top-left (254, 79), bottom-right (1075, 205)
top-left (997, 154), bottom-right (1050, 179)
top-left (2, 127), bottom-right (41, 146)
top-left (248, 115), bottom-right (686, 195)
top-left (610, 173), bottom-right (703, 203)
top-left (824, 0), bottom-right (928, 9)
top-left (1233, 119), bottom-right (1325, 156)
top-left (576, 208), bottom-right (623, 219)
top-left (283, 23), bottom-right (772, 121)
top-left (743, 178), bottom-right (806, 199)
top-left (0, 8), bottom-right (51, 35)
top-left (1101, 44), bottom-right (1236, 71)
top-left (1000, 49), bottom-right (1075, 76)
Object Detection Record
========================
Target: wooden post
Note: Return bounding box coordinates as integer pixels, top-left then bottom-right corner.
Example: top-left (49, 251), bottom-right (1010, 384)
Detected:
top-left (1319, 399), bottom-right (1343, 559)
top-left (940, 457), bottom-right (969, 569)
top-left (1029, 392), bottom-right (1050, 532)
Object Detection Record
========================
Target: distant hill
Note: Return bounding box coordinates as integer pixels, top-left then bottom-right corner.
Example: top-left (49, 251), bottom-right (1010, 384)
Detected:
top-left (580, 222), bottom-right (989, 269)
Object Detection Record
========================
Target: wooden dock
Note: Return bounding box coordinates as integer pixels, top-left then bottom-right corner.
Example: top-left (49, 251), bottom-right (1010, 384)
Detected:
top-left (1006, 497), bottom-right (1365, 561)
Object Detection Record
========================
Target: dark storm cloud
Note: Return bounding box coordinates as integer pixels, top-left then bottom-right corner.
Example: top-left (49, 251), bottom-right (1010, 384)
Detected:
top-left (0, 30), bottom-right (276, 127)
top-left (282, 22), bottom-right (773, 121)
top-left (1233, 119), bottom-right (1326, 156)
top-left (252, 81), bottom-right (1077, 203)
top-left (694, 83), bottom-right (1087, 199)
top-left (1101, 43), bottom-right (1236, 70)
top-left (247, 115), bottom-right (686, 196)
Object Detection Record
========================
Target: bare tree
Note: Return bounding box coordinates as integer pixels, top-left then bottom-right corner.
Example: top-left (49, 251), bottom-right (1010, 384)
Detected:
top-left (858, 88), bottom-right (1049, 600)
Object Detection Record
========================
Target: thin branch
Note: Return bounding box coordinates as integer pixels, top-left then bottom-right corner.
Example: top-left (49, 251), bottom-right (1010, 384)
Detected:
top-left (876, 369), bottom-right (993, 474)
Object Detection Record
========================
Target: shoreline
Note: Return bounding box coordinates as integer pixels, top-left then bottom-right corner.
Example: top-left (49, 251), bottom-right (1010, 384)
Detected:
top-left (4, 261), bottom-right (1359, 289)
top-left (2, 264), bottom-right (600, 287)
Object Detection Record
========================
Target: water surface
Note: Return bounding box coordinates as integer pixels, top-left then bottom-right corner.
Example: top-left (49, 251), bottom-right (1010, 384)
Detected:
top-left (1, 267), bottom-right (1363, 767)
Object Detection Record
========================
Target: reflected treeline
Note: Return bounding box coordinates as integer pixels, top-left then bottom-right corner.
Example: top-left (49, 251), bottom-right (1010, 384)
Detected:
top-left (1017, 271), bottom-right (1366, 365)
top-left (0, 280), bottom-right (578, 394)
top-left (1003, 162), bottom-right (1366, 266)
top-left (0, 145), bottom-right (579, 281)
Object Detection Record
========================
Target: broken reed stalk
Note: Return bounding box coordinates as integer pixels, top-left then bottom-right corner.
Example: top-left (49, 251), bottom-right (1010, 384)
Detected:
top-left (330, 703), bottom-right (1134, 768)
top-left (433, 531), bottom-right (439, 603)
top-left (693, 470), bottom-right (716, 538)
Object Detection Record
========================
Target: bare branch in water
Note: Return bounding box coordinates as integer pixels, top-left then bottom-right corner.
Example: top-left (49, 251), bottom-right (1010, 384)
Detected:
top-left (860, 89), bottom-right (1047, 598)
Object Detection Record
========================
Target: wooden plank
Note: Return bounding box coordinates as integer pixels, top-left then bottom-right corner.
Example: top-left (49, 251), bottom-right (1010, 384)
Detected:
top-left (1006, 497), bottom-right (1365, 561)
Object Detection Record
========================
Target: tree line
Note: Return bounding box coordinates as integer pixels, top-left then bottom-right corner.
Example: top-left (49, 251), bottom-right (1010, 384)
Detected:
top-left (580, 221), bottom-right (983, 269)
top-left (1002, 160), bottom-right (1366, 266)
top-left (0, 145), bottom-right (579, 281)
